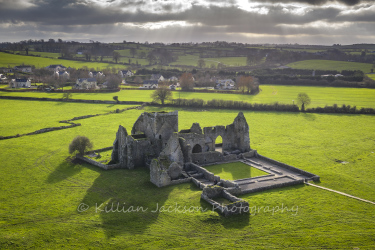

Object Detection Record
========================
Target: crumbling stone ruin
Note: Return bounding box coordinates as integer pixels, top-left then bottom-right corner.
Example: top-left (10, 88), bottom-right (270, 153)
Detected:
top-left (107, 110), bottom-right (319, 216)
top-left (111, 111), bottom-right (254, 184)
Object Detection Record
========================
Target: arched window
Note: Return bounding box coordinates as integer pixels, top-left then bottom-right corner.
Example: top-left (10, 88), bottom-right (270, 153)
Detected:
top-left (215, 135), bottom-right (223, 152)
top-left (192, 144), bottom-right (202, 153)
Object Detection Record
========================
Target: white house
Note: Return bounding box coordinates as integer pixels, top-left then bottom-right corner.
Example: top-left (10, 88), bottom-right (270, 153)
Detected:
top-left (118, 70), bottom-right (134, 78)
top-left (0, 68), bottom-right (13, 73)
top-left (45, 64), bottom-right (67, 71)
top-left (216, 79), bottom-right (235, 89)
top-left (150, 74), bottom-right (165, 82)
top-left (142, 80), bottom-right (158, 89)
top-left (168, 76), bottom-right (178, 82)
top-left (9, 78), bottom-right (31, 88)
top-left (54, 71), bottom-right (70, 79)
top-left (14, 65), bottom-right (32, 73)
top-left (75, 78), bottom-right (97, 89)
top-left (88, 71), bottom-right (105, 78)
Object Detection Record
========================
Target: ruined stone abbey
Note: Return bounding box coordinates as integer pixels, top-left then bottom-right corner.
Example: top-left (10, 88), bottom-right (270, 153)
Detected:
top-left (87, 110), bottom-right (319, 216)
top-left (111, 111), bottom-right (256, 187)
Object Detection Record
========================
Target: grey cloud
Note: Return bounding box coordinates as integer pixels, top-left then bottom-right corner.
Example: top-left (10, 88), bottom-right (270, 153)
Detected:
top-left (0, 0), bottom-right (374, 44)
top-left (258, 0), bottom-right (374, 6)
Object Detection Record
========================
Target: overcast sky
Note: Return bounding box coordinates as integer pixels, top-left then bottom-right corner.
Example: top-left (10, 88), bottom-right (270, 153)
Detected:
top-left (0, 0), bottom-right (374, 44)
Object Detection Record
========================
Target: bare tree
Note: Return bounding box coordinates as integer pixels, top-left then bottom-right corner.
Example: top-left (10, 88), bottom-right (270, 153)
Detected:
top-left (237, 76), bottom-right (255, 94)
top-left (179, 72), bottom-right (194, 91)
top-left (112, 51), bottom-right (120, 63)
top-left (197, 58), bottom-right (206, 68)
top-left (130, 48), bottom-right (137, 58)
top-left (150, 84), bottom-right (173, 105)
top-left (106, 74), bottom-right (122, 89)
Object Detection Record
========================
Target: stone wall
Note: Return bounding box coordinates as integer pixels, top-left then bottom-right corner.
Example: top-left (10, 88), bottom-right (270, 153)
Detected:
top-left (76, 155), bottom-right (121, 170)
top-left (240, 178), bottom-right (305, 195)
top-left (178, 132), bottom-right (207, 153)
top-left (0, 95), bottom-right (144, 105)
top-left (191, 151), bottom-right (238, 165)
top-left (187, 163), bottom-right (220, 182)
top-left (131, 111), bottom-right (178, 151)
top-left (256, 153), bottom-right (320, 181)
top-left (201, 186), bottom-right (249, 216)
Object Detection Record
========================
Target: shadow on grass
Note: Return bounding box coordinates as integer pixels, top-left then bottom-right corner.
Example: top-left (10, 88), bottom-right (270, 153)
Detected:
top-left (301, 112), bottom-right (316, 121)
top-left (46, 158), bottom-right (83, 184)
top-left (199, 198), bottom-right (250, 229)
top-left (78, 166), bottom-right (172, 238)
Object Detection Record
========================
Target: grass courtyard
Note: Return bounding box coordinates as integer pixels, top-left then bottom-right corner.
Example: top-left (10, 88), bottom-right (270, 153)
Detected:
top-left (204, 162), bottom-right (269, 180)
top-left (0, 99), bottom-right (374, 248)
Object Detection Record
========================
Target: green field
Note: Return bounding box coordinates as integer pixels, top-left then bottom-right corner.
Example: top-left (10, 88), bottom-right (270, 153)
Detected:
top-left (287, 59), bottom-right (374, 73)
top-left (204, 162), bottom-right (269, 180)
top-left (2, 84), bottom-right (375, 108)
top-left (368, 73), bottom-right (375, 80)
top-left (0, 99), bottom-right (375, 248)
top-left (0, 99), bottom-right (135, 137)
top-left (0, 52), bottom-right (126, 70)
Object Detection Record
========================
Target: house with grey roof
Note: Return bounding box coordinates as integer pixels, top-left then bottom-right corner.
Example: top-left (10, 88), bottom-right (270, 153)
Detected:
top-left (14, 65), bottom-right (32, 73)
top-left (45, 64), bottom-right (67, 71)
top-left (54, 71), bottom-right (70, 79)
top-left (150, 74), bottom-right (165, 82)
top-left (118, 70), bottom-right (134, 78)
top-left (142, 80), bottom-right (158, 89)
top-left (9, 78), bottom-right (31, 88)
top-left (74, 78), bottom-right (97, 89)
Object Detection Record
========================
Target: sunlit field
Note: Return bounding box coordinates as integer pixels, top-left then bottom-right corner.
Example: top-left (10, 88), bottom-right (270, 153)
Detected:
top-left (1, 100), bottom-right (374, 248)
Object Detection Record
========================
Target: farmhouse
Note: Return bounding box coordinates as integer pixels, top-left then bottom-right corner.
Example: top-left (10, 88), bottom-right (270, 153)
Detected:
top-left (0, 67), bottom-right (13, 73)
top-left (150, 74), bottom-right (165, 82)
top-left (168, 76), bottom-right (178, 82)
top-left (74, 78), bottom-right (97, 89)
top-left (54, 71), bottom-right (70, 79)
top-left (14, 65), bottom-right (32, 73)
top-left (118, 70), bottom-right (134, 78)
top-left (88, 71), bottom-right (105, 78)
top-left (46, 65), bottom-right (67, 71)
top-left (9, 78), bottom-right (31, 88)
top-left (216, 79), bottom-right (235, 90)
top-left (143, 80), bottom-right (158, 88)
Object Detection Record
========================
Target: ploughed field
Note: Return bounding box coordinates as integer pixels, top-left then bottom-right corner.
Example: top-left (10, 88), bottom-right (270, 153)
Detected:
top-left (0, 99), bottom-right (374, 248)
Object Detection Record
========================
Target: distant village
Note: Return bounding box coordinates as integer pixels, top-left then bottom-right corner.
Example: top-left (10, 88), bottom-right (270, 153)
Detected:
top-left (0, 64), bottom-right (240, 91)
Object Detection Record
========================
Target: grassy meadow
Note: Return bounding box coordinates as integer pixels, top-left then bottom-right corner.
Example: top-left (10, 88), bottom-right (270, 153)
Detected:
top-left (0, 99), bottom-right (375, 248)
top-left (2, 84), bottom-right (375, 108)
top-left (0, 52), bottom-right (126, 70)
top-left (287, 59), bottom-right (374, 73)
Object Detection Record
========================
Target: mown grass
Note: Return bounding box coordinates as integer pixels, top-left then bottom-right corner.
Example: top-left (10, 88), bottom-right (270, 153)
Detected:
top-left (2, 84), bottom-right (375, 108)
top-left (0, 100), bottom-right (374, 248)
top-left (204, 162), bottom-right (269, 180)
top-left (287, 59), bottom-right (373, 73)
top-left (0, 52), bottom-right (126, 70)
